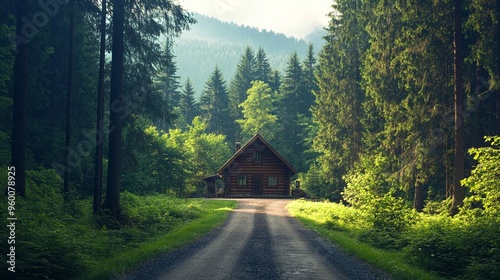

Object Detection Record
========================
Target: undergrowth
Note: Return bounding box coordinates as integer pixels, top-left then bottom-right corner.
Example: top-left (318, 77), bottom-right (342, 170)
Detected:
top-left (287, 199), bottom-right (500, 279)
top-left (0, 168), bottom-right (235, 280)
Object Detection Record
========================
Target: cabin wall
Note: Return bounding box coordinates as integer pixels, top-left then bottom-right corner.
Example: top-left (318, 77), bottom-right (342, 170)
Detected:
top-left (224, 141), bottom-right (291, 196)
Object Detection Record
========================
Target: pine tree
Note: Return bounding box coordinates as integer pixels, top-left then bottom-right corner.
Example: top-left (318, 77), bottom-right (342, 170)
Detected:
top-left (269, 70), bottom-right (281, 93)
top-left (255, 47), bottom-right (272, 84)
top-left (451, 0), bottom-right (465, 215)
top-left (106, 0), bottom-right (126, 215)
top-left (277, 51), bottom-right (308, 171)
top-left (200, 66), bottom-right (231, 136)
top-left (94, 0), bottom-right (107, 215)
top-left (153, 41), bottom-right (181, 130)
top-left (105, 0), bottom-right (194, 215)
top-left (228, 47), bottom-right (257, 140)
top-left (11, 0), bottom-right (29, 197)
top-left (63, 0), bottom-right (75, 201)
top-left (180, 78), bottom-right (199, 125)
top-left (302, 44), bottom-right (318, 115)
top-left (348, 0), bottom-right (454, 210)
top-left (311, 0), bottom-right (367, 195)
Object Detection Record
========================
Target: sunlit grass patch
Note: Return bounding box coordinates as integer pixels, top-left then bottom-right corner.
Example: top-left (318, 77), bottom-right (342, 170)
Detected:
top-left (287, 199), bottom-right (442, 280)
top-left (83, 198), bottom-right (237, 279)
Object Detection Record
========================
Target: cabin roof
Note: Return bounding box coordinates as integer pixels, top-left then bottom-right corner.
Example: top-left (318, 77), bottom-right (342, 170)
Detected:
top-left (202, 174), bottom-right (222, 182)
top-left (217, 133), bottom-right (298, 175)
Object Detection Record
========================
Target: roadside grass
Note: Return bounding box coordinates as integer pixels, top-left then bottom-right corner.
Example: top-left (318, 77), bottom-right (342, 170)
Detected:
top-left (83, 199), bottom-right (236, 279)
top-left (287, 199), bottom-right (442, 280)
top-left (0, 170), bottom-right (237, 280)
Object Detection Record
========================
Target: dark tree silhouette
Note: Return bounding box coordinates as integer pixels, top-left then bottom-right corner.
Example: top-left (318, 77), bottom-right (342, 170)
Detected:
top-left (105, 0), bottom-right (126, 215)
top-left (63, 0), bottom-right (75, 201)
top-left (11, 0), bottom-right (29, 197)
top-left (94, 0), bottom-right (106, 215)
top-left (451, 0), bottom-right (465, 215)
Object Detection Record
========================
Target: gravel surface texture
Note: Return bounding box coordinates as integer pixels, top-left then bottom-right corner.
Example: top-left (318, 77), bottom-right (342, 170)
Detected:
top-left (121, 199), bottom-right (390, 280)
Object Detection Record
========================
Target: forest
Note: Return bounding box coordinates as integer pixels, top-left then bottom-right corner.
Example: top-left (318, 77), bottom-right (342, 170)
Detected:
top-left (172, 13), bottom-right (320, 94)
top-left (1, 0), bottom-right (499, 279)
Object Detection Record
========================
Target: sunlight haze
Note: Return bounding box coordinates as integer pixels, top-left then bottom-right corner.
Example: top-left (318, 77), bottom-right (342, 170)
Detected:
top-left (179, 0), bottom-right (332, 39)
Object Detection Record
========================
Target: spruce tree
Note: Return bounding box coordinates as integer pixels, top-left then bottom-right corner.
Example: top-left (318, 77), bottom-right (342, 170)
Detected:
top-left (228, 47), bottom-right (258, 140)
top-left (154, 41), bottom-right (181, 130)
top-left (11, 0), bottom-right (29, 197)
top-left (277, 51), bottom-right (308, 171)
top-left (180, 78), bottom-right (199, 125)
top-left (302, 44), bottom-right (318, 115)
top-left (200, 66), bottom-right (231, 136)
top-left (255, 47), bottom-right (272, 84)
top-left (269, 70), bottom-right (281, 93)
top-left (106, 0), bottom-right (126, 215)
top-left (312, 0), bottom-right (367, 196)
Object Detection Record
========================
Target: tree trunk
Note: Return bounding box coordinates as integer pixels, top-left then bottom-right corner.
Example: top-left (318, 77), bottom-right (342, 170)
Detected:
top-left (105, 0), bottom-right (125, 215)
top-left (451, 0), bottom-right (465, 215)
top-left (11, 0), bottom-right (29, 197)
top-left (413, 177), bottom-right (424, 212)
top-left (93, 0), bottom-right (106, 215)
top-left (63, 0), bottom-right (75, 201)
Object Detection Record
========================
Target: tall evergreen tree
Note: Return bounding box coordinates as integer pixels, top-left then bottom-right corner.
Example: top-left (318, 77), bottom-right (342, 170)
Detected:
top-left (105, 0), bottom-right (126, 215)
top-left (302, 44), bottom-right (318, 115)
top-left (63, 0), bottom-right (76, 200)
top-left (255, 47), bottom-right (272, 84)
top-left (277, 51), bottom-right (309, 171)
top-left (200, 66), bottom-right (231, 136)
top-left (11, 0), bottom-right (29, 197)
top-left (154, 40), bottom-right (181, 130)
top-left (346, 0), bottom-right (454, 210)
top-left (228, 46), bottom-right (257, 140)
top-left (105, 0), bottom-right (194, 214)
top-left (311, 0), bottom-right (367, 197)
top-left (94, 0), bottom-right (107, 215)
top-left (451, 0), bottom-right (465, 214)
top-left (466, 0), bottom-right (500, 137)
top-left (269, 70), bottom-right (281, 93)
top-left (180, 78), bottom-right (199, 125)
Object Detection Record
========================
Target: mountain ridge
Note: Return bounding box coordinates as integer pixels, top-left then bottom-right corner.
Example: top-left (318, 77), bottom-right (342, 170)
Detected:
top-left (173, 13), bottom-right (326, 96)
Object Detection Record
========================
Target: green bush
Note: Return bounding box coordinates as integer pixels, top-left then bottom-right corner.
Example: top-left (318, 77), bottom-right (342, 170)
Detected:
top-left (358, 192), bottom-right (415, 249)
top-left (462, 136), bottom-right (500, 219)
top-left (405, 214), bottom-right (500, 279)
top-left (0, 168), bottom-right (218, 280)
top-left (404, 215), bottom-right (468, 277)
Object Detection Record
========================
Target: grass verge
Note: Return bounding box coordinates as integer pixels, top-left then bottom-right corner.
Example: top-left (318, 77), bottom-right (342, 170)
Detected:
top-left (81, 199), bottom-right (236, 280)
top-left (287, 200), bottom-right (442, 280)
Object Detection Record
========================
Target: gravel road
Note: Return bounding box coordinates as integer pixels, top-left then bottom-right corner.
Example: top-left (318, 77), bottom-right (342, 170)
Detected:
top-left (121, 199), bottom-right (389, 280)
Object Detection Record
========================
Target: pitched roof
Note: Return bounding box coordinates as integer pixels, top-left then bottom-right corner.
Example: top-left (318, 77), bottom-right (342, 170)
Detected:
top-left (217, 133), bottom-right (298, 175)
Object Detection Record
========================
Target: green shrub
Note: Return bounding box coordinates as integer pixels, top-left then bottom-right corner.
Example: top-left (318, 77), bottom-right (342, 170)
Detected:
top-left (405, 215), bottom-right (468, 277)
top-left (358, 192), bottom-right (415, 249)
top-left (0, 169), bottom-right (221, 280)
top-left (462, 136), bottom-right (500, 219)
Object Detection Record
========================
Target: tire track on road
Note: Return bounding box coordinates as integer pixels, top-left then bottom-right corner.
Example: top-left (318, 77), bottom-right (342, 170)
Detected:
top-left (154, 202), bottom-right (257, 280)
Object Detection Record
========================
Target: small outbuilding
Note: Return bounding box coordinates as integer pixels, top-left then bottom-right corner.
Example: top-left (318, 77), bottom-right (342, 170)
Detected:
top-left (213, 133), bottom-right (297, 197)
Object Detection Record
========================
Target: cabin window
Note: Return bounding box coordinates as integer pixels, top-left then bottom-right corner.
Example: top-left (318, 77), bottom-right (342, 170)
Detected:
top-left (254, 152), bottom-right (262, 164)
top-left (268, 176), bottom-right (277, 187)
top-left (237, 176), bottom-right (247, 186)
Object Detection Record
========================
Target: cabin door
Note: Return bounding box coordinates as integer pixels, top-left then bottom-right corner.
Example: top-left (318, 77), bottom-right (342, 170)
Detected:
top-left (252, 174), bottom-right (263, 195)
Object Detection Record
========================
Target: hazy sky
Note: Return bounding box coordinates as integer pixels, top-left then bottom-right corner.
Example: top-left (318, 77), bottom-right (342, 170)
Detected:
top-left (179, 0), bottom-right (332, 39)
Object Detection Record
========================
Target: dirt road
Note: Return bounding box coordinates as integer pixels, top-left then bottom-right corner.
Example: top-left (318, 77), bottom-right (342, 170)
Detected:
top-left (122, 199), bottom-right (387, 280)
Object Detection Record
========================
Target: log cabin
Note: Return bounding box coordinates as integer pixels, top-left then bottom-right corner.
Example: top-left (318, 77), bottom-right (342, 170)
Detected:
top-left (214, 133), bottom-right (297, 197)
